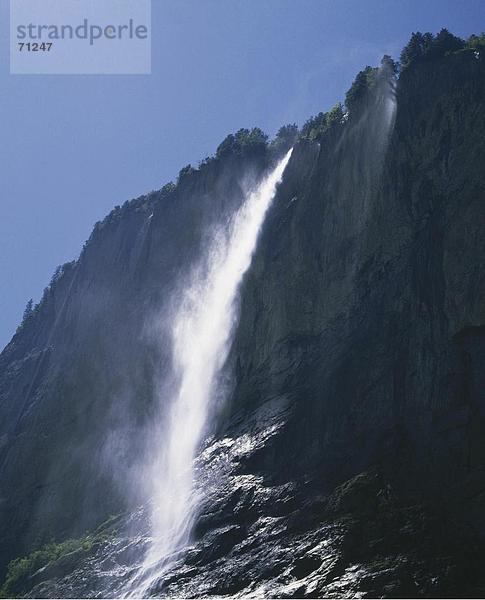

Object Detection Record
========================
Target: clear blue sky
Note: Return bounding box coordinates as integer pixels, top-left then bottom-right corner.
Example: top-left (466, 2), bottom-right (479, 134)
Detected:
top-left (1, 0), bottom-right (484, 349)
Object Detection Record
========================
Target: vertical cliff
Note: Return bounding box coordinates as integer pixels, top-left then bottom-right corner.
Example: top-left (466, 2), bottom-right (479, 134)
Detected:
top-left (229, 49), bottom-right (485, 525)
top-left (0, 150), bottom-right (273, 576)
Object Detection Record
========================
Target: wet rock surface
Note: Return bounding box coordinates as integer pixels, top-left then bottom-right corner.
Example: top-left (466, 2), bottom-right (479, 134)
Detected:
top-left (22, 410), bottom-right (485, 598)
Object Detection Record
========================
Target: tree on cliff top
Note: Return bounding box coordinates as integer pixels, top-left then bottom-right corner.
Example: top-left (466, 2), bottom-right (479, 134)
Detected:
top-left (467, 33), bottom-right (485, 50)
top-left (300, 104), bottom-right (344, 141)
top-left (345, 66), bottom-right (378, 111)
top-left (216, 127), bottom-right (268, 159)
top-left (400, 29), bottom-right (465, 69)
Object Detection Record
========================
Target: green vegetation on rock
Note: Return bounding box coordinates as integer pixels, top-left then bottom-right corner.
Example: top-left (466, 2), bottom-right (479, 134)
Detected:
top-left (0, 515), bottom-right (119, 598)
top-left (269, 124), bottom-right (299, 154)
top-left (216, 127), bottom-right (269, 159)
top-left (300, 103), bottom-right (344, 141)
top-left (345, 66), bottom-right (378, 111)
top-left (400, 28), bottom-right (466, 70)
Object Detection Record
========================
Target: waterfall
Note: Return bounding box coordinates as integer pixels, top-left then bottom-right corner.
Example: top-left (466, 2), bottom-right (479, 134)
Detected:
top-left (127, 149), bottom-right (292, 597)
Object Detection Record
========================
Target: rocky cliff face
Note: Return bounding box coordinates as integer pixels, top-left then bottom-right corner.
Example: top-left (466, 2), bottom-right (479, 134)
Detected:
top-left (0, 46), bottom-right (484, 598)
top-left (231, 50), bottom-right (485, 511)
top-left (0, 152), bottom-right (269, 578)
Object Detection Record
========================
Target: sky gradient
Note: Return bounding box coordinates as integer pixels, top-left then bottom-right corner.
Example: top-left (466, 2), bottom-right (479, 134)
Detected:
top-left (1, 0), bottom-right (484, 349)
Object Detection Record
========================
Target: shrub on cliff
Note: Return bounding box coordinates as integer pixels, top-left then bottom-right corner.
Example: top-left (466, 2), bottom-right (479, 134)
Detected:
top-left (216, 127), bottom-right (269, 159)
top-left (467, 33), bottom-right (485, 50)
top-left (177, 164), bottom-right (196, 184)
top-left (0, 516), bottom-right (120, 598)
top-left (432, 28), bottom-right (465, 56)
top-left (0, 539), bottom-right (92, 598)
top-left (400, 29), bottom-right (465, 70)
top-left (381, 54), bottom-right (398, 75)
top-left (345, 67), bottom-right (378, 111)
top-left (270, 124), bottom-right (299, 153)
top-left (16, 299), bottom-right (34, 333)
top-left (300, 103), bottom-right (344, 141)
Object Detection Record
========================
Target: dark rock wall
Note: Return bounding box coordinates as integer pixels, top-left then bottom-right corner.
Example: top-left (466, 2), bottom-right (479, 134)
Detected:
top-left (230, 50), bottom-right (485, 519)
top-left (0, 154), bottom-right (267, 575)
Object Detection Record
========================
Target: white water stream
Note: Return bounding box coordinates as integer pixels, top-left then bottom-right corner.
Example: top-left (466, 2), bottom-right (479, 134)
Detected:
top-left (127, 149), bottom-right (292, 597)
